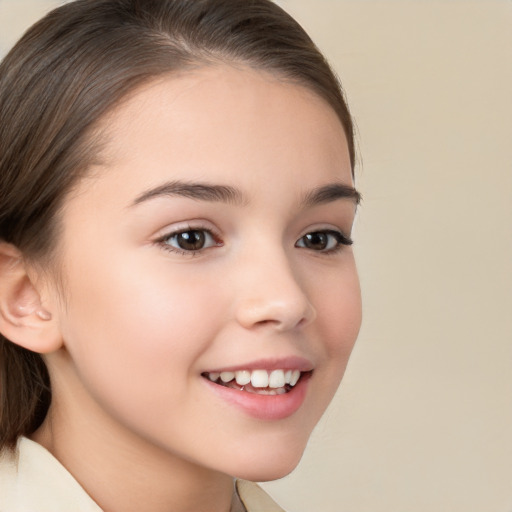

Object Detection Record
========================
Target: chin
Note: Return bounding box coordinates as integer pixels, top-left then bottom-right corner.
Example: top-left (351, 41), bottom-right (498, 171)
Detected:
top-left (229, 443), bottom-right (306, 482)
top-left (245, 465), bottom-right (298, 483)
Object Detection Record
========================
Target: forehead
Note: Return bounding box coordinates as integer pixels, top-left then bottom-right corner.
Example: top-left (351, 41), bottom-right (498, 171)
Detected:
top-left (81, 65), bottom-right (352, 203)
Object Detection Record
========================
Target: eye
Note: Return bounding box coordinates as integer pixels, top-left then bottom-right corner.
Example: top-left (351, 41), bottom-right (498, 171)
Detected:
top-left (159, 228), bottom-right (219, 254)
top-left (296, 230), bottom-right (352, 253)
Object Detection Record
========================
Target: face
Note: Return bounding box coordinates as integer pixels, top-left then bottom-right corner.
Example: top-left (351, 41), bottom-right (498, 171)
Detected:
top-left (48, 65), bottom-right (361, 481)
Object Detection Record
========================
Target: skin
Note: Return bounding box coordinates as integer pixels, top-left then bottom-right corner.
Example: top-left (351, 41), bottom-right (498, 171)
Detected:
top-left (29, 65), bottom-right (362, 512)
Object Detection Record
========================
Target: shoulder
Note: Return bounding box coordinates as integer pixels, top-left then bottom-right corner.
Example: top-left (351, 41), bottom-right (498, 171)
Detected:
top-left (0, 437), bottom-right (102, 512)
top-left (235, 479), bottom-right (287, 512)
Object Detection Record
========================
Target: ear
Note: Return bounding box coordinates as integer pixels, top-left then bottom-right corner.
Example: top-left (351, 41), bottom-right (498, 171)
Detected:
top-left (0, 242), bottom-right (62, 354)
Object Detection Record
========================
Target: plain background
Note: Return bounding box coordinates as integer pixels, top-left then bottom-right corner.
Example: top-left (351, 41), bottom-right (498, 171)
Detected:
top-left (1, 1), bottom-right (511, 511)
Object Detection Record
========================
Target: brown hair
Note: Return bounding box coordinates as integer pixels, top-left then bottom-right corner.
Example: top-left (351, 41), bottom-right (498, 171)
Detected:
top-left (0, 0), bottom-right (355, 451)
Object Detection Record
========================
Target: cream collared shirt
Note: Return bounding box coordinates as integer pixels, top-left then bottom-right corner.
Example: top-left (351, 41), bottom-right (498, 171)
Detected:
top-left (0, 437), bottom-right (284, 512)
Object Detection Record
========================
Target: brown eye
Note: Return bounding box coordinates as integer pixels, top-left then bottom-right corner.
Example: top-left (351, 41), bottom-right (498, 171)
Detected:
top-left (296, 230), bottom-right (352, 252)
top-left (175, 230), bottom-right (205, 250)
top-left (302, 232), bottom-right (329, 250)
top-left (162, 229), bottom-right (217, 253)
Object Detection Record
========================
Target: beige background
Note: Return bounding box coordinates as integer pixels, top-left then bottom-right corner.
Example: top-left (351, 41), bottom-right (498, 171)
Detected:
top-left (1, 1), bottom-right (511, 511)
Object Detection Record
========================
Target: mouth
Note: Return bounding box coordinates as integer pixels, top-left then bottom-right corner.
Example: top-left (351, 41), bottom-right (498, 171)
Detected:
top-left (201, 369), bottom-right (311, 396)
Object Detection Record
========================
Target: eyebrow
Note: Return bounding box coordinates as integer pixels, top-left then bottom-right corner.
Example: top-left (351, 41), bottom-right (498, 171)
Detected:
top-left (131, 181), bottom-right (247, 207)
top-left (130, 180), bottom-right (360, 208)
top-left (302, 183), bottom-right (361, 207)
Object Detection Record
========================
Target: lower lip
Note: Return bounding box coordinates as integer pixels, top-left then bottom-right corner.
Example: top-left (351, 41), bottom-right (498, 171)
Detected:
top-left (203, 374), bottom-right (310, 421)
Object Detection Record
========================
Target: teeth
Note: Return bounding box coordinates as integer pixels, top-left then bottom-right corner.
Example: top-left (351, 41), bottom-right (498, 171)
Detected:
top-left (235, 370), bottom-right (251, 386)
top-left (251, 370), bottom-right (269, 388)
top-left (268, 369), bottom-right (285, 388)
top-left (220, 371), bottom-right (235, 383)
top-left (206, 369), bottom-right (304, 389)
top-left (289, 370), bottom-right (301, 386)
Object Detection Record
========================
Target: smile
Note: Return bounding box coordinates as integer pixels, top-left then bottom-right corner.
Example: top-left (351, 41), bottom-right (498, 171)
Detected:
top-left (202, 369), bottom-right (307, 396)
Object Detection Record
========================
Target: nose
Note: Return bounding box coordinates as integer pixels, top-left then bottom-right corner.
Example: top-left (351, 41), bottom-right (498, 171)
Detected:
top-left (233, 248), bottom-right (316, 332)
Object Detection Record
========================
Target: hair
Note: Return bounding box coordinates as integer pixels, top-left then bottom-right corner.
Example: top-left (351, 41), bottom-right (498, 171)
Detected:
top-left (0, 0), bottom-right (355, 451)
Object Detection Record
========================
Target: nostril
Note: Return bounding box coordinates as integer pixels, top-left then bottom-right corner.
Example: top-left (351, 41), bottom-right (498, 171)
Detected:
top-left (253, 318), bottom-right (279, 328)
top-left (296, 317), bottom-right (310, 329)
top-left (237, 300), bottom-right (315, 331)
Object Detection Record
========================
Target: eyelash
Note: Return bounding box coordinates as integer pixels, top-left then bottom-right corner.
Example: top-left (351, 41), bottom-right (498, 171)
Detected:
top-left (155, 225), bottom-right (222, 257)
top-left (295, 230), bottom-right (353, 255)
top-left (155, 227), bottom-right (353, 257)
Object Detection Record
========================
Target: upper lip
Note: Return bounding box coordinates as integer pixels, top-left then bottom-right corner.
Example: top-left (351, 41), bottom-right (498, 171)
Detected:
top-left (203, 356), bottom-right (314, 374)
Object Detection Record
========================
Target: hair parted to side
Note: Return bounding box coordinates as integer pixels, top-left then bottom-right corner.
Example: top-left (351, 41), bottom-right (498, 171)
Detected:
top-left (0, 0), bottom-right (355, 452)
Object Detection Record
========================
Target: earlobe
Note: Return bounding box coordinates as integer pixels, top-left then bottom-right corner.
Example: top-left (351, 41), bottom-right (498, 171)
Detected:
top-left (0, 242), bottom-right (62, 354)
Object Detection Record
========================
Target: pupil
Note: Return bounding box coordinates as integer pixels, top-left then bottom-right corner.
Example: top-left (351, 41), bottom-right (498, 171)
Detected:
top-left (305, 232), bottom-right (327, 250)
top-left (178, 231), bottom-right (205, 250)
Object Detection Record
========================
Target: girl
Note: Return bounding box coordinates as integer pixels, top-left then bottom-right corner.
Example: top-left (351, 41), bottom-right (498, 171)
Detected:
top-left (0, 0), bottom-right (361, 510)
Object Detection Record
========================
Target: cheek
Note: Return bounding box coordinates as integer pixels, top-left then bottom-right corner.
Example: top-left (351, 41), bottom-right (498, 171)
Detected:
top-left (311, 258), bottom-right (362, 360)
top-left (57, 253), bottom-right (226, 416)
top-left (296, 257), bottom-right (361, 421)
